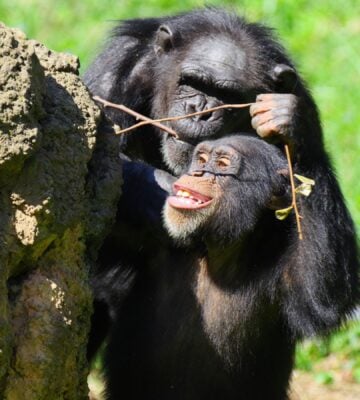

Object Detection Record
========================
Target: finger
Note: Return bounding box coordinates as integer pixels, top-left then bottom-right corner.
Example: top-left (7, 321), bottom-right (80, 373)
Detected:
top-left (250, 101), bottom-right (276, 116)
top-left (256, 93), bottom-right (295, 101)
top-left (255, 117), bottom-right (290, 138)
top-left (250, 98), bottom-right (294, 117)
top-left (251, 108), bottom-right (291, 129)
top-left (251, 110), bottom-right (273, 130)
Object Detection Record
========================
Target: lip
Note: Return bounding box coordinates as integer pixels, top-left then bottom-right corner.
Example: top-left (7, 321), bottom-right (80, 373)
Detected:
top-left (167, 184), bottom-right (213, 210)
top-left (166, 124), bottom-right (220, 146)
top-left (166, 135), bottom-right (194, 147)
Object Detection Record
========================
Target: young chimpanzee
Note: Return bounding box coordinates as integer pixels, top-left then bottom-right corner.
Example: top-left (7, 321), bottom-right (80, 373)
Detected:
top-left (101, 135), bottom-right (358, 400)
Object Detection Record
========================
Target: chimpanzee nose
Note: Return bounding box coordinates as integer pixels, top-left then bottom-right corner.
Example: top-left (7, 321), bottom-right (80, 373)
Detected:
top-left (185, 96), bottom-right (213, 121)
top-left (191, 170), bottom-right (204, 177)
top-left (190, 170), bottom-right (216, 180)
top-left (197, 110), bottom-right (213, 121)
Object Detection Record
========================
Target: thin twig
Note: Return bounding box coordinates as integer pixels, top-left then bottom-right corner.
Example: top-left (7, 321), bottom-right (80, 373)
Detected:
top-left (285, 144), bottom-right (303, 240)
top-left (95, 95), bottom-right (253, 136)
top-left (93, 96), bottom-right (179, 138)
top-left (115, 103), bottom-right (254, 135)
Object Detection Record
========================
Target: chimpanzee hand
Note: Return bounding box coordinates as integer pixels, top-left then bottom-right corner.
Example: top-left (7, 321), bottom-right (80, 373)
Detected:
top-left (250, 93), bottom-right (298, 141)
top-left (250, 63), bottom-right (299, 142)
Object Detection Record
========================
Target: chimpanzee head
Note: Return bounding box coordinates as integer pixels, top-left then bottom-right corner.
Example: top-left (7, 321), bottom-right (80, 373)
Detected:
top-left (151, 9), bottom-right (297, 175)
top-left (163, 135), bottom-right (289, 245)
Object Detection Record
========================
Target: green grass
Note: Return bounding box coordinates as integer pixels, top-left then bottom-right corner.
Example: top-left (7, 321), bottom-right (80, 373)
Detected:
top-left (1, 0), bottom-right (359, 382)
top-left (296, 321), bottom-right (360, 383)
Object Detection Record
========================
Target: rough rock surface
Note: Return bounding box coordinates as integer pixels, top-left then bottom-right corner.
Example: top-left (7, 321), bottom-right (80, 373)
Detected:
top-left (0, 24), bottom-right (122, 399)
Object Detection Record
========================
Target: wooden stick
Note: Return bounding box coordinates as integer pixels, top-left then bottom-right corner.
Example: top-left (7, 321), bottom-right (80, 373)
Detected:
top-left (93, 96), bottom-right (179, 138)
top-left (114, 103), bottom-right (254, 135)
top-left (285, 144), bottom-right (303, 240)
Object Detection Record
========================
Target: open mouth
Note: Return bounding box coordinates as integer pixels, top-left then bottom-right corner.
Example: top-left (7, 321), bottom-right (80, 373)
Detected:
top-left (167, 184), bottom-right (213, 210)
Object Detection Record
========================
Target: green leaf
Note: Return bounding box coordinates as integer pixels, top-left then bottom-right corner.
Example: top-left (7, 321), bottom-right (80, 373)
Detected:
top-left (294, 174), bottom-right (315, 186)
top-left (295, 183), bottom-right (313, 197)
top-left (275, 206), bottom-right (293, 220)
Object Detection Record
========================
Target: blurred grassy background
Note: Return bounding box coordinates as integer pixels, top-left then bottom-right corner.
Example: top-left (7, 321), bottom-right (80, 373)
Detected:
top-left (1, 0), bottom-right (359, 388)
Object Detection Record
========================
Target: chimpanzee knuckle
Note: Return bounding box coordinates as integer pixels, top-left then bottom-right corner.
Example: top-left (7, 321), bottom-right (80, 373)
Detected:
top-left (262, 110), bottom-right (275, 124)
top-left (251, 116), bottom-right (259, 129)
top-left (252, 102), bottom-right (273, 115)
top-left (283, 94), bottom-right (298, 109)
top-left (272, 93), bottom-right (292, 99)
top-left (250, 102), bottom-right (267, 116)
top-left (274, 117), bottom-right (290, 135)
top-left (255, 94), bottom-right (265, 102)
top-left (269, 120), bottom-right (279, 133)
top-left (252, 112), bottom-right (269, 129)
top-left (249, 104), bottom-right (258, 117)
top-left (267, 120), bottom-right (283, 135)
top-left (259, 94), bottom-right (290, 104)
top-left (256, 93), bottom-right (273, 102)
top-left (256, 123), bottom-right (274, 138)
top-left (272, 107), bottom-right (291, 118)
top-left (270, 94), bottom-right (295, 108)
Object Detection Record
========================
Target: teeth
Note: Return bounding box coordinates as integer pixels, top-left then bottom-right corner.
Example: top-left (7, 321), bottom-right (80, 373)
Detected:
top-left (175, 189), bottom-right (205, 205)
top-left (176, 190), bottom-right (190, 198)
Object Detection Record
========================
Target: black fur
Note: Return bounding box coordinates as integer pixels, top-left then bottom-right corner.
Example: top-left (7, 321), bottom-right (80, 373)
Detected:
top-left (87, 160), bottom-right (175, 360)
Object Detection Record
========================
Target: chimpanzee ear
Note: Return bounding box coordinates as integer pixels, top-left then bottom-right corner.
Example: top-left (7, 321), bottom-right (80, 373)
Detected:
top-left (271, 64), bottom-right (297, 92)
top-left (154, 25), bottom-right (174, 54)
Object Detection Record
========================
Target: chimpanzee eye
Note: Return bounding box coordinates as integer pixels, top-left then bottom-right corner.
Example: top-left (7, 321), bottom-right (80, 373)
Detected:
top-left (217, 157), bottom-right (231, 168)
top-left (198, 152), bottom-right (209, 166)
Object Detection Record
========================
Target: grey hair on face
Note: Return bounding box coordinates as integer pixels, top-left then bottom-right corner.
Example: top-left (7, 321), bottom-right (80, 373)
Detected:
top-left (163, 201), bottom-right (216, 244)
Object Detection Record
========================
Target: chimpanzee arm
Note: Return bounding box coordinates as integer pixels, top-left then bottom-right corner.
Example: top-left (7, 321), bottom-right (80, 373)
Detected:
top-left (250, 66), bottom-right (358, 336)
top-left (279, 165), bottom-right (359, 337)
top-left (96, 158), bottom-right (175, 271)
top-left (88, 160), bottom-right (175, 360)
top-left (117, 159), bottom-right (176, 226)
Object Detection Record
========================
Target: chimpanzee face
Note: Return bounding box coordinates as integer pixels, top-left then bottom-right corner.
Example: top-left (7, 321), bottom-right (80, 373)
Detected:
top-left (152, 34), bottom-right (274, 175)
top-left (164, 37), bottom-right (252, 138)
top-left (163, 135), bottom-right (288, 245)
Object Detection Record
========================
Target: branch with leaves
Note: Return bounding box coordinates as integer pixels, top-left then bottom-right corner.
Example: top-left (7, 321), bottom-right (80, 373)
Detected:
top-left (93, 96), bottom-right (315, 240)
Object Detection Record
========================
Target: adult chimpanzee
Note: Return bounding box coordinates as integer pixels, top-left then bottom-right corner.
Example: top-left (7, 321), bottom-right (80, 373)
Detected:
top-left (84, 8), bottom-right (319, 174)
top-left (85, 7), bottom-right (358, 369)
top-left (101, 135), bottom-right (357, 400)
